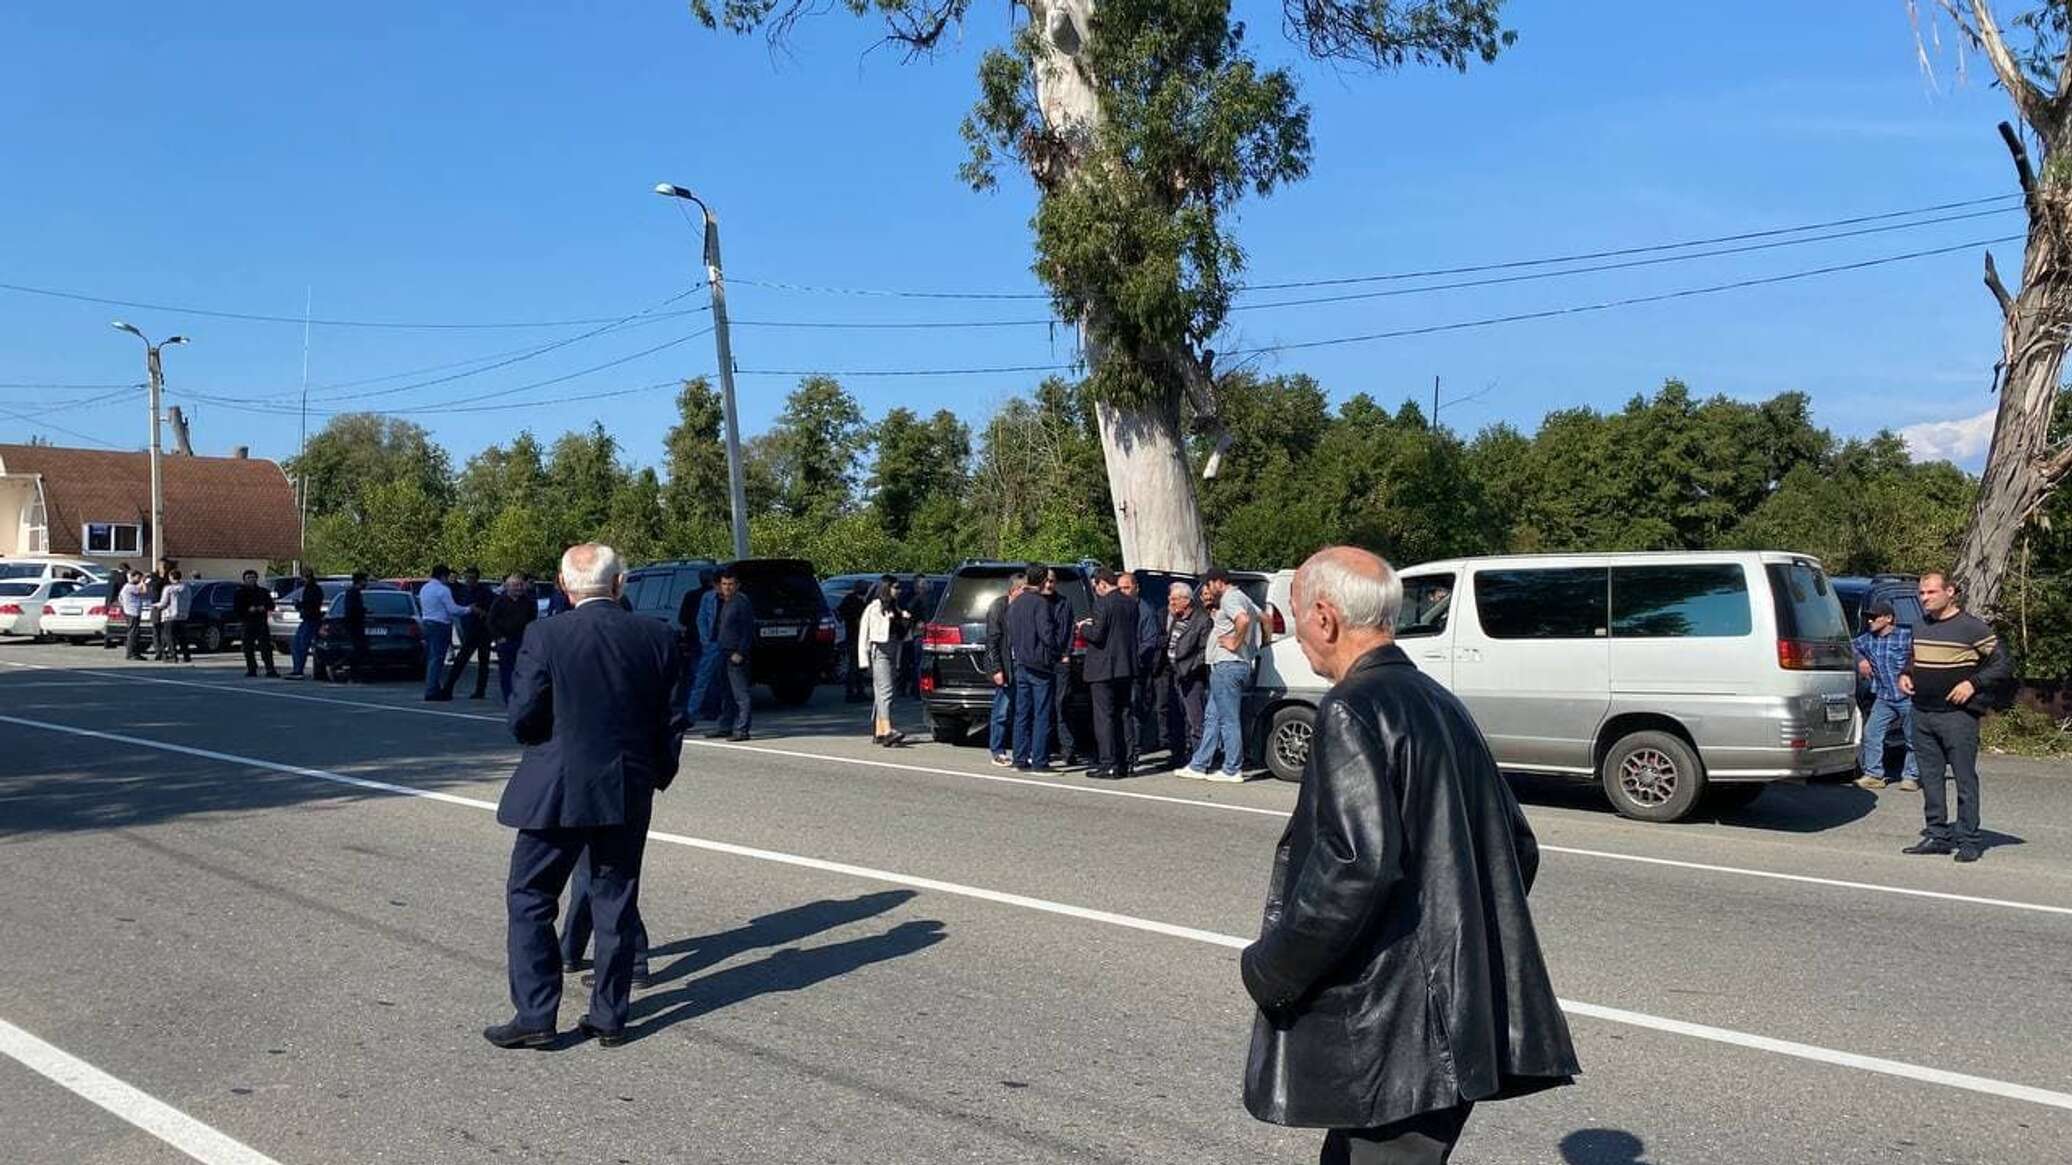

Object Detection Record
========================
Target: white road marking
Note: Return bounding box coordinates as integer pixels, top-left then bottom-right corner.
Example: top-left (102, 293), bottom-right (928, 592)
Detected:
top-left (0, 1016), bottom-right (284, 1165)
top-left (8, 711), bottom-right (2072, 1114)
top-left (8, 659), bottom-right (2072, 920)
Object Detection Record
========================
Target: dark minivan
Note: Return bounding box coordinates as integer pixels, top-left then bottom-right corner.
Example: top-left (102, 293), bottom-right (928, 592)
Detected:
top-left (918, 561), bottom-right (1197, 748)
top-left (621, 558), bottom-right (836, 705)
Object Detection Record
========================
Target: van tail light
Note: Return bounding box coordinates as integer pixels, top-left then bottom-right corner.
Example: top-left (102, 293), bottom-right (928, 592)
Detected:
top-left (0, 604), bottom-right (20, 616)
top-left (1777, 639), bottom-right (1848, 670)
top-left (921, 622), bottom-right (962, 648)
top-left (1269, 605), bottom-right (1286, 637)
top-left (813, 616), bottom-right (836, 644)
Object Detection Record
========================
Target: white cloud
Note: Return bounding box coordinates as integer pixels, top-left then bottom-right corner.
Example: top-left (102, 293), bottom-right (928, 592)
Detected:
top-left (1899, 409), bottom-right (1997, 466)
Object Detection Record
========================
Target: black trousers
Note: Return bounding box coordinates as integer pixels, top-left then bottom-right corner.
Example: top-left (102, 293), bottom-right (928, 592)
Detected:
top-left (161, 619), bottom-right (191, 662)
top-left (559, 849), bottom-right (650, 975)
top-left (150, 609), bottom-right (169, 659)
top-left (505, 808), bottom-right (650, 1033)
top-left (1168, 666), bottom-right (1208, 758)
top-left (1914, 708), bottom-right (1983, 846)
top-left (241, 622), bottom-right (275, 674)
top-left (444, 617), bottom-right (493, 697)
top-left (1124, 671), bottom-right (1158, 764)
top-left (1089, 677), bottom-right (1133, 771)
top-left (1320, 1103), bottom-right (1474, 1165)
top-left (124, 619), bottom-right (145, 658)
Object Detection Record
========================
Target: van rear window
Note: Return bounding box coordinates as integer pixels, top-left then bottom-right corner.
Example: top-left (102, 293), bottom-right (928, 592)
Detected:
top-left (1766, 562), bottom-right (1849, 643)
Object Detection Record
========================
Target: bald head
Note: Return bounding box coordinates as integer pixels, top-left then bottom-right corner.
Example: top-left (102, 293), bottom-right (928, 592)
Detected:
top-left (559, 543), bottom-right (623, 600)
top-left (1291, 546), bottom-right (1401, 682)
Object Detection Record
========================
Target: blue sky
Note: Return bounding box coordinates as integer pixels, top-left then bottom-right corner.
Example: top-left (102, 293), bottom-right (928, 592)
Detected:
top-left (0, 1), bottom-right (2022, 471)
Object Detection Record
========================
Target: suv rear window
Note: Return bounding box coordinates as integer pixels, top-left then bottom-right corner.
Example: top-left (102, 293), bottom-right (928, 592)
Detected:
top-left (732, 561), bottom-right (825, 619)
top-left (335, 590), bottom-right (417, 618)
top-left (938, 568), bottom-right (1022, 625)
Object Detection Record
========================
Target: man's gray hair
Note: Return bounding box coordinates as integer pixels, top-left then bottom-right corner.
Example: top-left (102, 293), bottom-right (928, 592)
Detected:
top-left (560, 543), bottom-right (622, 597)
top-left (1168, 581), bottom-right (1194, 600)
top-left (1300, 547), bottom-right (1402, 630)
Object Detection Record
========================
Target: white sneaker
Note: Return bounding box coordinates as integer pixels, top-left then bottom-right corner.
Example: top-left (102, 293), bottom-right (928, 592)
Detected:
top-left (1175, 767), bottom-right (1212, 781)
top-left (1202, 770), bottom-right (1246, 784)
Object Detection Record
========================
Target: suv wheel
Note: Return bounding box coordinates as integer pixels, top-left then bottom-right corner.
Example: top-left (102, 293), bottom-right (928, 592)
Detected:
top-left (200, 624), bottom-right (225, 654)
top-left (770, 679), bottom-right (815, 707)
top-left (929, 716), bottom-right (967, 744)
top-left (1265, 704), bottom-right (1315, 783)
top-left (1601, 730), bottom-right (1705, 822)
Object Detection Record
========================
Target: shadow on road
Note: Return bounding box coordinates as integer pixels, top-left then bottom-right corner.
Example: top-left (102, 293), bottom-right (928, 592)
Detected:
top-left (1559, 1127), bottom-right (1649, 1163)
top-left (1505, 773), bottom-right (1878, 833)
top-left (628, 891), bottom-right (945, 1041)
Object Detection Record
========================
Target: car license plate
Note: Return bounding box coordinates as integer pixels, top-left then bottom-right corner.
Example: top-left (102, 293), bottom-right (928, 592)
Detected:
top-left (759, 625), bottom-right (795, 639)
top-left (366, 628), bottom-right (390, 637)
top-left (1824, 698), bottom-right (1850, 723)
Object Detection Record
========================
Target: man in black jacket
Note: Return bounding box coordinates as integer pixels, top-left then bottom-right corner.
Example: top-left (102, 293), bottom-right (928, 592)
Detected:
top-left (338, 573), bottom-right (371, 682)
top-left (442, 566), bottom-right (497, 700)
top-left (983, 575), bottom-right (1025, 767)
top-left (1079, 568), bottom-right (1140, 779)
top-left (1158, 582), bottom-right (1213, 764)
top-left (1241, 547), bottom-right (1576, 1163)
top-left (1117, 572), bottom-right (1164, 770)
top-left (231, 571), bottom-right (279, 678)
top-left (836, 581), bottom-right (871, 703)
top-left (486, 543), bottom-right (687, 1050)
top-left (705, 567), bottom-right (757, 742)
top-left (1005, 565), bottom-right (1064, 771)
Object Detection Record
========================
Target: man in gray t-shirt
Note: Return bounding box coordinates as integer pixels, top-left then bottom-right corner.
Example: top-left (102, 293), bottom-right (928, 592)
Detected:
top-left (1183, 568), bottom-right (1258, 782)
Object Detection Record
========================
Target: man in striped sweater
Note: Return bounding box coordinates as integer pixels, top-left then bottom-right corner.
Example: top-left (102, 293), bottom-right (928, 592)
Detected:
top-left (1899, 572), bottom-right (2014, 864)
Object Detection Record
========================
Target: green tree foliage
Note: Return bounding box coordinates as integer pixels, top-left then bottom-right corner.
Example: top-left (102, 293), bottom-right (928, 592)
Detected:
top-left (660, 378), bottom-right (731, 544)
top-left (766, 376), bottom-right (867, 518)
top-left (288, 414), bottom-right (453, 522)
top-left (869, 407), bottom-right (972, 540)
top-left (967, 378), bottom-right (1116, 561)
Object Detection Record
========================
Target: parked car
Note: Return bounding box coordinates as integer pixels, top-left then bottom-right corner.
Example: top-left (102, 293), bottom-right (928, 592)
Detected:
top-left (1249, 552), bottom-right (1860, 822)
top-left (917, 561), bottom-right (1198, 746)
top-left (533, 580), bottom-right (559, 618)
top-left (38, 581), bottom-right (113, 644)
top-left (312, 588), bottom-right (427, 680)
top-left (1831, 573), bottom-right (1924, 781)
top-left (178, 579), bottom-right (259, 654)
top-left (0, 557), bottom-right (104, 587)
top-left (1, 575), bottom-right (91, 639)
top-left (269, 578), bottom-right (387, 651)
top-left (622, 558), bottom-right (837, 705)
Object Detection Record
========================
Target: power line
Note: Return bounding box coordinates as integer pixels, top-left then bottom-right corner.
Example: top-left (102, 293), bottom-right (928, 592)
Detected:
top-left (297, 311), bottom-right (689, 394)
top-left (0, 403), bottom-right (125, 449)
top-left (729, 276), bottom-right (1049, 301)
top-left (0, 381), bottom-right (139, 390)
top-left (735, 361), bottom-right (1074, 378)
top-left (0, 279), bottom-right (709, 330)
top-left (1231, 234), bottom-right (2023, 357)
top-left (1230, 205), bottom-right (2020, 313)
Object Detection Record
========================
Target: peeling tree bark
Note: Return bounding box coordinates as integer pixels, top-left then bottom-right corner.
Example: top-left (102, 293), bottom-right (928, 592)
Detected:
top-left (1025, 0), bottom-right (1214, 572)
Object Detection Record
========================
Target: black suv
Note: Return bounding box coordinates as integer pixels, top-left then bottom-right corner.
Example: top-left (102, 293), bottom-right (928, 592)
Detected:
top-left (918, 561), bottom-right (1198, 748)
top-left (621, 557), bottom-right (836, 706)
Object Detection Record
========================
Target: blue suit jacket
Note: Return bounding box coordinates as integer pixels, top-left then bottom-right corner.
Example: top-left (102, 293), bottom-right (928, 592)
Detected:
top-left (497, 600), bottom-right (689, 830)
top-left (713, 592), bottom-right (758, 655)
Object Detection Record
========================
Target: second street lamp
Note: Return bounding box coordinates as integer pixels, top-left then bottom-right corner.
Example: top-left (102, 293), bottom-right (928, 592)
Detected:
top-left (655, 182), bottom-right (749, 560)
top-left (111, 321), bottom-right (188, 574)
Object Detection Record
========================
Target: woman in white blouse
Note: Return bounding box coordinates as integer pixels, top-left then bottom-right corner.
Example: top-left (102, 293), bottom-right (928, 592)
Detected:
top-left (857, 578), bottom-right (913, 746)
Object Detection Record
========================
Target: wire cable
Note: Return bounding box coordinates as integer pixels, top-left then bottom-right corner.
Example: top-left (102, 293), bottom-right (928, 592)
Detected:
top-left (0, 280), bottom-right (708, 330)
top-left (0, 403), bottom-right (125, 449)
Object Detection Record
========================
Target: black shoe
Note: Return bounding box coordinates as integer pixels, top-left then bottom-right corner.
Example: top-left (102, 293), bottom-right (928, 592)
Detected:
top-left (424, 693), bottom-right (452, 703)
top-left (728, 732), bottom-right (751, 742)
top-left (885, 731), bottom-right (908, 747)
top-left (1087, 767), bottom-right (1113, 779)
top-left (245, 670), bottom-right (258, 678)
top-left (482, 1020), bottom-right (555, 1049)
top-left (1954, 844), bottom-right (1983, 864)
top-left (265, 671), bottom-right (281, 679)
top-left (576, 1017), bottom-right (627, 1048)
top-left (705, 727), bottom-right (733, 738)
top-left (1902, 839), bottom-right (1955, 856)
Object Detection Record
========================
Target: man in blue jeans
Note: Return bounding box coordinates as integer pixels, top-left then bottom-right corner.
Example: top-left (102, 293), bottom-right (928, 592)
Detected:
top-left (1853, 598), bottom-right (1917, 791)
top-left (984, 575), bottom-right (1026, 766)
top-left (1006, 565), bottom-right (1063, 771)
top-left (1181, 568), bottom-right (1259, 783)
top-left (418, 564), bottom-right (467, 702)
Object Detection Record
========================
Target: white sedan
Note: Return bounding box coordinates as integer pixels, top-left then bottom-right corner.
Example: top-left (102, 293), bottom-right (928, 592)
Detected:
top-left (38, 580), bottom-right (114, 644)
top-left (0, 576), bottom-right (90, 639)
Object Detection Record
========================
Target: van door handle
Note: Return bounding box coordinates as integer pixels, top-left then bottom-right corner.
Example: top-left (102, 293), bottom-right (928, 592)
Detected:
top-left (1420, 649), bottom-right (1445, 660)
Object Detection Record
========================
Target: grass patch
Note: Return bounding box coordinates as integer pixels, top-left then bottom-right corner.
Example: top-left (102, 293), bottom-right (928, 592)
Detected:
top-left (1983, 705), bottom-right (2072, 759)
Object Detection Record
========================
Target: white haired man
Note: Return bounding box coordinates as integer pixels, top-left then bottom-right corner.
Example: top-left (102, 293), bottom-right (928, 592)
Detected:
top-left (1241, 546), bottom-right (1576, 1163)
top-left (486, 544), bottom-right (688, 1050)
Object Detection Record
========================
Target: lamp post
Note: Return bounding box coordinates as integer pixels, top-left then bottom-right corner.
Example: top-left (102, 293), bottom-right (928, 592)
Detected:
top-left (655, 182), bottom-right (749, 560)
top-left (111, 322), bottom-right (187, 572)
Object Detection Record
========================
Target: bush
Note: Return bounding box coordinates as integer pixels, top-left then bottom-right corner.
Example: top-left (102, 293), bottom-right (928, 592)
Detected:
top-left (1982, 704), bottom-right (2072, 759)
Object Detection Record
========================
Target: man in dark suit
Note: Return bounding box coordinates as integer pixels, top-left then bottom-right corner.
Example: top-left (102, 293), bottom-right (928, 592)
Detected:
top-left (442, 565), bottom-right (497, 700)
top-left (705, 567), bottom-right (757, 742)
top-left (1079, 567), bottom-right (1141, 780)
top-left (485, 543), bottom-right (688, 1050)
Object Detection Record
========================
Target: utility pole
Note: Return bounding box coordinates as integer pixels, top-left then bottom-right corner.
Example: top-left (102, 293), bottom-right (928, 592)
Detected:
top-left (297, 286), bottom-right (312, 573)
top-left (655, 183), bottom-right (750, 560)
top-left (112, 322), bottom-right (187, 572)
top-left (1432, 374), bottom-right (1440, 425)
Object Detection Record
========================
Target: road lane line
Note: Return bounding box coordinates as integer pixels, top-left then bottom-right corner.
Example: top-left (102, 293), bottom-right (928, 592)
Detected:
top-left (10, 712), bottom-right (2072, 1114)
top-left (0, 1016), bottom-right (284, 1165)
top-left (9, 660), bottom-right (2072, 919)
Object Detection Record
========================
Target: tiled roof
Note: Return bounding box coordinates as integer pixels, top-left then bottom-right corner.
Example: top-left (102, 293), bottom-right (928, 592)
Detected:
top-left (0, 443), bottom-right (299, 562)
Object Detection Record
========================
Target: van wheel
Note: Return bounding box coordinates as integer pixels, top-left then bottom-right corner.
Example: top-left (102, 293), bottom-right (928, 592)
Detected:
top-left (1601, 731), bottom-right (1705, 822)
top-left (929, 717), bottom-right (966, 744)
top-left (771, 679), bottom-right (814, 707)
top-left (200, 625), bottom-right (225, 654)
top-left (1265, 704), bottom-right (1316, 783)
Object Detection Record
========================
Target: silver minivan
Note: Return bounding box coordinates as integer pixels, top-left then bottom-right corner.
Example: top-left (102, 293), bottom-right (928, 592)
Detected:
top-left (1250, 551), bottom-right (1861, 822)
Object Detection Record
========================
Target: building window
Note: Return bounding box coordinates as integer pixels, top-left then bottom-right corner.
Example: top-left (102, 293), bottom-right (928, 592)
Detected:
top-left (24, 495), bottom-right (47, 554)
top-left (83, 522), bottom-right (142, 555)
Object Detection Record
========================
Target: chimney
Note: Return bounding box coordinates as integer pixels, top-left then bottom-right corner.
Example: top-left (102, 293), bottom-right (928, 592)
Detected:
top-left (232, 445), bottom-right (249, 459)
top-left (166, 406), bottom-right (194, 455)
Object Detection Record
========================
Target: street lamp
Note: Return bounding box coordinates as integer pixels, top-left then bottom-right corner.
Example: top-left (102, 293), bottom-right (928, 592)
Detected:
top-left (111, 321), bottom-right (187, 573)
top-left (655, 182), bottom-right (749, 560)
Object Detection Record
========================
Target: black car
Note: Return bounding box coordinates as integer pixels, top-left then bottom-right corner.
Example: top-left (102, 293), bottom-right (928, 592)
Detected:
top-left (1831, 573), bottom-right (1922, 781)
top-left (918, 561), bottom-right (1197, 747)
top-left (622, 557), bottom-right (837, 706)
top-left (180, 579), bottom-right (259, 654)
top-left (313, 588), bottom-right (427, 680)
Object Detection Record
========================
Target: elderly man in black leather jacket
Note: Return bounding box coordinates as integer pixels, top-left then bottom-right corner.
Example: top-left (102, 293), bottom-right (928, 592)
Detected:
top-left (1241, 546), bottom-right (1577, 1164)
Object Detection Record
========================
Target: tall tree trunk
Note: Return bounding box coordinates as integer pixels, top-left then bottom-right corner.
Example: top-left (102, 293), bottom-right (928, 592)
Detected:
top-left (1027, 0), bottom-right (1214, 572)
top-left (1952, 121), bottom-right (2072, 615)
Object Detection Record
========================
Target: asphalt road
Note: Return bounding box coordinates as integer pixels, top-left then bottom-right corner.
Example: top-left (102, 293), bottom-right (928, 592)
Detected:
top-left (2, 640), bottom-right (2069, 1164)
